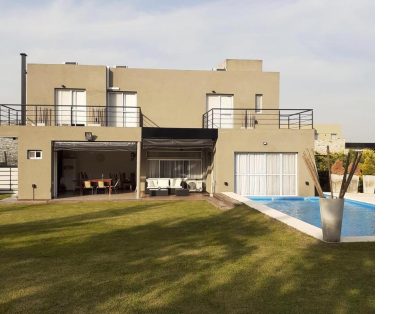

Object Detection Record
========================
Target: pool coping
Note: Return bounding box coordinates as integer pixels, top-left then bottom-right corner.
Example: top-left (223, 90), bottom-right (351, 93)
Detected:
top-left (222, 192), bottom-right (375, 243)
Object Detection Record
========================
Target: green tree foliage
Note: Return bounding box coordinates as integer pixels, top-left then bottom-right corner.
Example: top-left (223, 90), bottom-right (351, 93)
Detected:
top-left (360, 149), bottom-right (375, 175)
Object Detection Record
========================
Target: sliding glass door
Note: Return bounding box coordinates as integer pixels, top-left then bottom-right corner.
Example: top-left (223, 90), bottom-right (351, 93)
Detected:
top-left (107, 92), bottom-right (139, 127)
top-left (55, 89), bottom-right (86, 126)
top-left (235, 153), bottom-right (297, 196)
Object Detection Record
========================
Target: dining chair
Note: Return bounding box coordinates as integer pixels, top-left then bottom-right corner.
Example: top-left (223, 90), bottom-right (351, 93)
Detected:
top-left (96, 180), bottom-right (108, 194)
top-left (82, 180), bottom-right (94, 195)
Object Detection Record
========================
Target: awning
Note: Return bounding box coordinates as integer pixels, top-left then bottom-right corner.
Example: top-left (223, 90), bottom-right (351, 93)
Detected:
top-left (143, 138), bottom-right (214, 149)
top-left (53, 141), bottom-right (137, 152)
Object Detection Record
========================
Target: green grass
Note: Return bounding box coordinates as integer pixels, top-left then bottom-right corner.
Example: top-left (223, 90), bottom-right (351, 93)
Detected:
top-left (0, 194), bottom-right (12, 200)
top-left (0, 200), bottom-right (374, 313)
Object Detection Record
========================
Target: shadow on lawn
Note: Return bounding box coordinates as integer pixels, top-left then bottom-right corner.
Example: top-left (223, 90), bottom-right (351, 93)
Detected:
top-left (0, 201), bottom-right (374, 313)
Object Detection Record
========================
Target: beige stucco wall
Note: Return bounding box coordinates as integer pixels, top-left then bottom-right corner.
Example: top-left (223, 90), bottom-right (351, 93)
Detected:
top-left (0, 126), bottom-right (140, 200)
top-left (27, 64), bottom-right (107, 106)
top-left (214, 129), bottom-right (315, 196)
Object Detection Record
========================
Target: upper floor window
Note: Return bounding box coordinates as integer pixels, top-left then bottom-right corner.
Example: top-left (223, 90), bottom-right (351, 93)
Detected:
top-left (55, 89), bottom-right (86, 126)
top-left (107, 92), bottom-right (139, 127)
top-left (255, 94), bottom-right (263, 113)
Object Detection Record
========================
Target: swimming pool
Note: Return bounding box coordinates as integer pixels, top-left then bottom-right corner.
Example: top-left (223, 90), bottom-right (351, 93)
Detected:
top-left (248, 196), bottom-right (375, 237)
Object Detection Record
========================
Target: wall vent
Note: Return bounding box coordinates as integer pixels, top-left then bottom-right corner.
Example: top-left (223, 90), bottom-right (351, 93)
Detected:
top-left (64, 62), bottom-right (78, 65)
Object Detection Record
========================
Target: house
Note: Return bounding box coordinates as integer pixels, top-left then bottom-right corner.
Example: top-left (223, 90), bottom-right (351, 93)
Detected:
top-left (0, 54), bottom-right (315, 200)
top-left (314, 124), bottom-right (346, 154)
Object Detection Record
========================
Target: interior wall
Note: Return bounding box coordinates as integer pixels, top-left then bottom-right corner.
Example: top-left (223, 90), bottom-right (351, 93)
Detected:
top-left (59, 150), bottom-right (136, 191)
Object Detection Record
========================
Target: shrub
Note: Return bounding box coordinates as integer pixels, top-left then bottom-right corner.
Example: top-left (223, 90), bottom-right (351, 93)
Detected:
top-left (360, 149), bottom-right (375, 176)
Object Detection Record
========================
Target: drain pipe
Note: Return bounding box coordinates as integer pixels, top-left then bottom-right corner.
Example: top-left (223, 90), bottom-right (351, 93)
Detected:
top-left (20, 53), bottom-right (27, 125)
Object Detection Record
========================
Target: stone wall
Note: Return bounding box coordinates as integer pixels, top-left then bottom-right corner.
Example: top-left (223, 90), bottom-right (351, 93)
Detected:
top-left (0, 137), bottom-right (18, 166)
top-left (315, 138), bottom-right (345, 154)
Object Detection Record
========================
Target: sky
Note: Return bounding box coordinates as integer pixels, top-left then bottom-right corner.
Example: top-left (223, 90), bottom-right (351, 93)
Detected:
top-left (0, 0), bottom-right (374, 141)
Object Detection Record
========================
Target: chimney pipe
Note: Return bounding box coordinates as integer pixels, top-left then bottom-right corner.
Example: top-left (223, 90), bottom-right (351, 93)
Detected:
top-left (20, 53), bottom-right (27, 125)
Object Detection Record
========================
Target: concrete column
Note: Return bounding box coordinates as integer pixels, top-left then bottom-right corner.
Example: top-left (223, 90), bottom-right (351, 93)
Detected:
top-left (136, 141), bottom-right (141, 199)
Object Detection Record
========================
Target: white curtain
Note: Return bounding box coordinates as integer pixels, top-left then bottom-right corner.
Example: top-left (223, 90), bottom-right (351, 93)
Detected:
top-left (124, 93), bottom-right (139, 127)
top-left (282, 154), bottom-right (296, 195)
top-left (148, 160), bottom-right (159, 178)
top-left (235, 153), bottom-right (297, 196)
top-left (56, 90), bottom-right (86, 126)
top-left (235, 153), bottom-right (267, 196)
top-left (206, 95), bottom-right (233, 128)
top-left (108, 92), bottom-right (124, 127)
top-left (148, 159), bottom-right (202, 179)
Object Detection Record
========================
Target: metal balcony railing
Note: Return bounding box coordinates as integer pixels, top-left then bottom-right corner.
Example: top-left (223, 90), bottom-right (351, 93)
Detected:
top-left (0, 104), bottom-right (143, 127)
top-left (202, 108), bottom-right (313, 129)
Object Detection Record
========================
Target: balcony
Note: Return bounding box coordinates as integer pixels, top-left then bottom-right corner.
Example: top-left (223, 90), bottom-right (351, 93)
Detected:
top-left (202, 108), bottom-right (313, 129)
top-left (0, 104), bottom-right (143, 127)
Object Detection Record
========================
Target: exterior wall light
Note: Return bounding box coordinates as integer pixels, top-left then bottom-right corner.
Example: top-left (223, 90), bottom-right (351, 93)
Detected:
top-left (263, 141), bottom-right (268, 145)
top-left (85, 132), bottom-right (95, 141)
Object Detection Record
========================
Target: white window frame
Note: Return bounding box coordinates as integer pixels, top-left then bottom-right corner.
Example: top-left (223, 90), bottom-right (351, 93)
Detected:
top-left (27, 150), bottom-right (43, 160)
top-left (255, 94), bottom-right (263, 113)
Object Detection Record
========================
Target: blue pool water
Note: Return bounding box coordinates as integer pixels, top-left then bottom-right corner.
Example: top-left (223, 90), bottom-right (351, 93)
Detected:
top-left (248, 196), bottom-right (375, 236)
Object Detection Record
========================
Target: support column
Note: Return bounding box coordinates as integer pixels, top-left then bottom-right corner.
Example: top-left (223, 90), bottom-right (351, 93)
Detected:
top-left (136, 141), bottom-right (141, 199)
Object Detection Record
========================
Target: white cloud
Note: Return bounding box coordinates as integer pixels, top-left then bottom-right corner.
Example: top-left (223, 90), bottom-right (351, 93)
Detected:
top-left (0, 0), bottom-right (374, 141)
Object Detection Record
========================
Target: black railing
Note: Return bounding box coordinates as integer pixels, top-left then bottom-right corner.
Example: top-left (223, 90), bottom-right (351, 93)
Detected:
top-left (202, 108), bottom-right (313, 129)
top-left (0, 104), bottom-right (143, 127)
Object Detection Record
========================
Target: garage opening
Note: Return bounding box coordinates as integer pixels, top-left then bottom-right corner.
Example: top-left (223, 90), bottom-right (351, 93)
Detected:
top-left (235, 153), bottom-right (297, 196)
top-left (52, 141), bottom-right (137, 198)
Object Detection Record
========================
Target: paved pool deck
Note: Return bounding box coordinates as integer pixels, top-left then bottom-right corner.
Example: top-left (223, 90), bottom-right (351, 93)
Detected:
top-left (331, 192), bottom-right (375, 205)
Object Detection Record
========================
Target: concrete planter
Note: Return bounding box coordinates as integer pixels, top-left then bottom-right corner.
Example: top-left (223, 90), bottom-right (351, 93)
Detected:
top-left (363, 175), bottom-right (375, 194)
top-left (331, 174), bottom-right (359, 193)
top-left (319, 198), bottom-right (345, 242)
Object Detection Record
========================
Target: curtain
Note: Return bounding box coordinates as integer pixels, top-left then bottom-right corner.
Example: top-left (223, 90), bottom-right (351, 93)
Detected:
top-left (282, 154), bottom-right (296, 195)
top-left (235, 153), bottom-right (297, 196)
top-left (124, 93), bottom-right (139, 127)
top-left (150, 159), bottom-right (202, 179)
top-left (148, 160), bottom-right (159, 178)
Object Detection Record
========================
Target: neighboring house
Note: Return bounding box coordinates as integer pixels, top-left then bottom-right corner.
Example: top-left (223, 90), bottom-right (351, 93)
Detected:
top-left (314, 124), bottom-right (345, 154)
top-left (345, 142), bottom-right (375, 153)
top-left (0, 137), bottom-right (18, 166)
top-left (0, 55), bottom-right (315, 200)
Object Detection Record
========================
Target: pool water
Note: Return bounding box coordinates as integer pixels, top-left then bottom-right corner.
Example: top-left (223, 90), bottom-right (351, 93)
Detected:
top-left (248, 196), bottom-right (375, 237)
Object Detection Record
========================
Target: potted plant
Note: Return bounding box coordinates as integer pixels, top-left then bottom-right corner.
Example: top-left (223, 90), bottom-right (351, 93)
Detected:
top-left (303, 147), bottom-right (362, 242)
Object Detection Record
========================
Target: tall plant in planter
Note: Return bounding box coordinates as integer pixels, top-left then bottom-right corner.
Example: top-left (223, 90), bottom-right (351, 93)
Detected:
top-left (303, 147), bottom-right (362, 242)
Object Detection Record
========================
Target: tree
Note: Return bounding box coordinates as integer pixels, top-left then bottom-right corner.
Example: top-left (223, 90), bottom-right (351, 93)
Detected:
top-left (360, 149), bottom-right (375, 175)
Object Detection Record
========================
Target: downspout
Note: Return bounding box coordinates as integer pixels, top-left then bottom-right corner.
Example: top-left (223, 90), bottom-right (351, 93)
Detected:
top-left (20, 53), bottom-right (27, 125)
top-left (106, 66), bottom-right (110, 125)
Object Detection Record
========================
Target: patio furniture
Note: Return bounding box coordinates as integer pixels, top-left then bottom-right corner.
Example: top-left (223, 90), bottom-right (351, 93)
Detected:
top-left (110, 179), bottom-right (120, 194)
top-left (96, 180), bottom-right (108, 194)
top-left (82, 180), bottom-right (94, 195)
top-left (89, 178), bottom-right (112, 195)
top-left (175, 188), bottom-right (189, 196)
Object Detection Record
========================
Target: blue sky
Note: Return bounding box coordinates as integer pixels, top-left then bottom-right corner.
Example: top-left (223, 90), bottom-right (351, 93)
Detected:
top-left (0, 0), bottom-right (374, 141)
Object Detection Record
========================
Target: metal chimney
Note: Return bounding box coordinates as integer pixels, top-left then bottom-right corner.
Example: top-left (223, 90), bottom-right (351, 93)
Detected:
top-left (20, 53), bottom-right (27, 125)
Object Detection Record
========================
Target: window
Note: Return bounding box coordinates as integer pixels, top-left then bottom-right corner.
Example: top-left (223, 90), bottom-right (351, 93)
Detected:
top-left (206, 94), bottom-right (234, 128)
top-left (255, 94), bottom-right (263, 113)
top-left (107, 92), bottom-right (139, 127)
top-left (27, 150), bottom-right (42, 160)
top-left (235, 153), bottom-right (297, 196)
top-left (331, 133), bottom-right (338, 140)
top-left (55, 89), bottom-right (86, 126)
top-left (147, 159), bottom-right (202, 179)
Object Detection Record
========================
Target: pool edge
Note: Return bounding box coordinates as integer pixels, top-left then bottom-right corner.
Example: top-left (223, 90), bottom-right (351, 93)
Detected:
top-left (222, 192), bottom-right (375, 243)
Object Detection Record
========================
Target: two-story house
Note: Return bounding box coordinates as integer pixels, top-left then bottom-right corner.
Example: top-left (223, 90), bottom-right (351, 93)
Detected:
top-left (0, 54), bottom-right (315, 200)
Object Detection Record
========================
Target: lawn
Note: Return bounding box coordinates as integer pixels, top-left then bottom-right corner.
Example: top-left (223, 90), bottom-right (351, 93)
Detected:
top-left (0, 200), bottom-right (374, 313)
